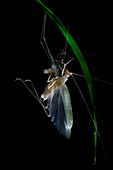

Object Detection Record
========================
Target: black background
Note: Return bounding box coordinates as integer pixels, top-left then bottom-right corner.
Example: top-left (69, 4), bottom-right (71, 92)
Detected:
top-left (4, 0), bottom-right (113, 167)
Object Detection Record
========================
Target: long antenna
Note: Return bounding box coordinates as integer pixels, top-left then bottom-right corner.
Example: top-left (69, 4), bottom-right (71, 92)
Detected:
top-left (72, 72), bottom-right (113, 86)
top-left (70, 74), bottom-right (106, 161)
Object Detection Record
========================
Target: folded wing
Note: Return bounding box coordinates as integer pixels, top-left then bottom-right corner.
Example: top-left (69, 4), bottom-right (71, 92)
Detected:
top-left (48, 84), bottom-right (73, 139)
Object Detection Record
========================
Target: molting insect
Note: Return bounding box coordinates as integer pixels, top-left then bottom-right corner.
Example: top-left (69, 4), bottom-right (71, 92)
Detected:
top-left (16, 14), bottom-right (74, 139)
top-left (16, 3), bottom-right (113, 162)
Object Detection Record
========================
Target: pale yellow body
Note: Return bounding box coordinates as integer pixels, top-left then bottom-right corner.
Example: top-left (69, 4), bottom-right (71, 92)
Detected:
top-left (41, 70), bottom-right (70, 101)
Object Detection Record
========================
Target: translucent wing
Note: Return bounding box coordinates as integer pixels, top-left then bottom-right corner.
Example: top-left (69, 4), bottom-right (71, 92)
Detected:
top-left (48, 84), bottom-right (73, 139)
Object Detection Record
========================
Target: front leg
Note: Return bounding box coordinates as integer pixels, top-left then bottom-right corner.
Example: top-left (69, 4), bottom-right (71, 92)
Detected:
top-left (40, 13), bottom-right (55, 66)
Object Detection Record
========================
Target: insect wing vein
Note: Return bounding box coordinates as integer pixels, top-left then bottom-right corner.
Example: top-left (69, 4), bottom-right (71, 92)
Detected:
top-left (47, 84), bottom-right (73, 139)
top-left (60, 84), bottom-right (73, 130)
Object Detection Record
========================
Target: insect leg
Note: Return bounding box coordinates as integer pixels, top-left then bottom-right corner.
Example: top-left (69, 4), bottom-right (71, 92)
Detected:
top-left (55, 58), bottom-right (74, 76)
top-left (40, 13), bottom-right (55, 66)
top-left (15, 78), bottom-right (49, 116)
top-left (57, 25), bottom-right (70, 61)
top-left (61, 58), bottom-right (74, 76)
top-left (23, 79), bottom-right (40, 99)
top-left (48, 86), bottom-right (54, 116)
top-left (63, 25), bottom-right (70, 61)
top-left (47, 74), bottom-right (52, 82)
